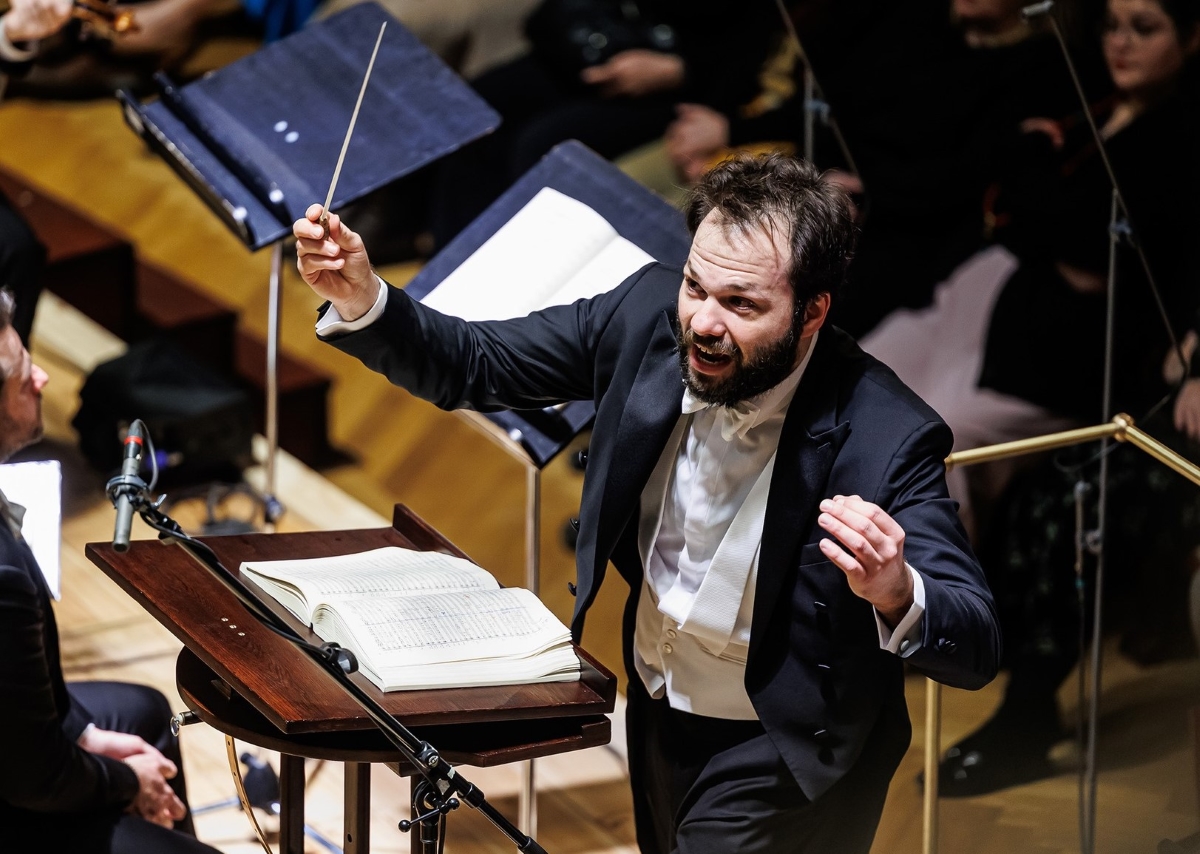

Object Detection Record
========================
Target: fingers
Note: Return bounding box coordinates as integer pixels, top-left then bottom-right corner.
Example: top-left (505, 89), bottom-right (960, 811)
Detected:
top-left (818, 504), bottom-right (882, 567)
top-left (580, 61), bottom-right (616, 86)
top-left (818, 536), bottom-right (864, 579)
top-left (157, 755), bottom-right (178, 779)
top-left (295, 210), bottom-right (325, 242)
top-left (295, 208), bottom-right (350, 243)
top-left (295, 211), bottom-right (358, 275)
top-left (817, 496), bottom-right (901, 562)
top-left (166, 791), bottom-right (188, 822)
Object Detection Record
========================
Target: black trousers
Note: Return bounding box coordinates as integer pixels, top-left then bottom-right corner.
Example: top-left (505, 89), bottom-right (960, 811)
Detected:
top-left (15, 681), bottom-right (221, 854)
top-left (625, 679), bottom-right (896, 854)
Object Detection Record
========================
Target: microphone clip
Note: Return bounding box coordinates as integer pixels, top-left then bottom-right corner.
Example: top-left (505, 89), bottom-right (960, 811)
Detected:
top-left (105, 470), bottom-right (149, 509)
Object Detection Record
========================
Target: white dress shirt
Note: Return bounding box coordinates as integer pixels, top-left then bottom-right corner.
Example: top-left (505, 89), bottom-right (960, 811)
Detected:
top-left (316, 276), bottom-right (389, 337)
top-left (633, 331), bottom-right (926, 719)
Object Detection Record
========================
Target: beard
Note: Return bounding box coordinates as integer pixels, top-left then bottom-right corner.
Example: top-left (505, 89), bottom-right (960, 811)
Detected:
top-left (674, 315), bottom-right (799, 407)
top-left (0, 403), bottom-right (44, 464)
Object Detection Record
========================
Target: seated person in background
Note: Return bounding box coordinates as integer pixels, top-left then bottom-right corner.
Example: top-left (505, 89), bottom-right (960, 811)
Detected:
top-left (0, 290), bottom-right (220, 853)
top-left (427, 0), bottom-right (778, 248)
top-left (861, 0), bottom-right (1200, 795)
top-left (295, 154), bottom-right (1001, 854)
top-left (663, 0), bottom-right (1087, 339)
top-left (861, 0), bottom-right (1200, 538)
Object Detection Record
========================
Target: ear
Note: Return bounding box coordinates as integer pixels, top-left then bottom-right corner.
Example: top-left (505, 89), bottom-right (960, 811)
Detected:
top-left (800, 292), bottom-right (831, 337)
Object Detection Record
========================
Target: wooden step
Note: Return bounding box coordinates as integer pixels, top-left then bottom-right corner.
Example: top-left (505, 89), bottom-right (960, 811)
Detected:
top-left (0, 166), bottom-right (136, 338)
top-left (234, 333), bottom-right (351, 469)
top-left (0, 167), bottom-right (345, 469)
top-left (135, 260), bottom-right (237, 377)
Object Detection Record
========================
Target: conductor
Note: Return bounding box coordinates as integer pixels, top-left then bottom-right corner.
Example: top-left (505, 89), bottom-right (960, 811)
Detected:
top-left (294, 154), bottom-right (1001, 853)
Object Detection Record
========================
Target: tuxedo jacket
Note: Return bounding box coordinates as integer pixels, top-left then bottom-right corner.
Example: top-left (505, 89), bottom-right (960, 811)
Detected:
top-left (0, 515), bottom-right (139, 834)
top-left (329, 262), bottom-right (1001, 800)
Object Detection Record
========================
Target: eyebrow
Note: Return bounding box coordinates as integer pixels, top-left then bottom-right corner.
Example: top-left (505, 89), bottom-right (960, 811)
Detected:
top-left (684, 264), bottom-right (758, 291)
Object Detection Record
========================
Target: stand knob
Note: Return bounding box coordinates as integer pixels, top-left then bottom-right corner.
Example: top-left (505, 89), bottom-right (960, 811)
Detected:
top-left (170, 710), bottom-right (201, 736)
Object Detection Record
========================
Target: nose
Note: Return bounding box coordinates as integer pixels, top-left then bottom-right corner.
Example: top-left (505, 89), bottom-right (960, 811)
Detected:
top-left (32, 364), bottom-right (48, 393)
top-left (688, 298), bottom-right (727, 339)
top-left (1107, 26), bottom-right (1133, 49)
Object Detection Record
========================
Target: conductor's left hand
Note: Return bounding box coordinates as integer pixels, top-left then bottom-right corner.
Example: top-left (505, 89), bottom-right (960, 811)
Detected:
top-left (817, 494), bottom-right (914, 628)
top-left (294, 205), bottom-right (377, 322)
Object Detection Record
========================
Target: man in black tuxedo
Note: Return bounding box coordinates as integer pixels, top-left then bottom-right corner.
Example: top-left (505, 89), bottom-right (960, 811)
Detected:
top-left (295, 154), bottom-right (1000, 853)
top-left (0, 290), bottom-right (219, 853)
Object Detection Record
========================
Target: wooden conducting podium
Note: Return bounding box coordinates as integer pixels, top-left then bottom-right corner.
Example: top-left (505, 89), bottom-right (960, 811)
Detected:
top-left (85, 505), bottom-right (617, 854)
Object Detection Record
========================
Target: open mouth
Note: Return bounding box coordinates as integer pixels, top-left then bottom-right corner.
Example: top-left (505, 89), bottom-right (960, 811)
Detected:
top-left (690, 341), bottom-right (734, 371)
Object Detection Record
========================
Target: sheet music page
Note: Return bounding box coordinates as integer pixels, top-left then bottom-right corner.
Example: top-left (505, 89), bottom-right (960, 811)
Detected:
top-left (240, 546), bottom-right (497, 603)
top-left (314, 587), bottom-right (569, 667)
top-left (421, 187), bottom-right (620, 321)
top-left (545, 237), bottom-right (654, 309)
top-left (0, 461), bottom-right (62, 599)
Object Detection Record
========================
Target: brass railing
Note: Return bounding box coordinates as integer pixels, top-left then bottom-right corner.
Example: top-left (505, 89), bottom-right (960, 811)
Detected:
top-left (922, 413), bottom-right (1200, 854)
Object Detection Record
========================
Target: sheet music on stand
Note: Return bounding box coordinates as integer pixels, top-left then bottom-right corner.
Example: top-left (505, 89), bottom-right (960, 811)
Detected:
top-left (117, 1), bottom-right (499, 250)
top-left (406, 141), bottom-right (693, 468)
top-left (0, 460), bottom-right (62, 598)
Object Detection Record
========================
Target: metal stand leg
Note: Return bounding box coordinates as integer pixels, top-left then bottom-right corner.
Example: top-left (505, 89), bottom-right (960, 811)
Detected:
top-left (405, 779), bottom-right (457, 854)
top-left (519, 464), bottom-right (541, 837)
top-left (279, 754), bottom-right (306, 854)
top-left (344, 762), bottom-right (371, 854)
top-left (923, 679), bottom-right (941, 854)
top-left (263, 242), bottom-right (285, 529)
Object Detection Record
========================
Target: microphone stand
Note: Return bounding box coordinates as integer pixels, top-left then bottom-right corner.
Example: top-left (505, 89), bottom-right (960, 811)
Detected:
top-left (1018, 4), bottom-right (1190, 851)
top-left (111, 466), bottom-right (550, 854)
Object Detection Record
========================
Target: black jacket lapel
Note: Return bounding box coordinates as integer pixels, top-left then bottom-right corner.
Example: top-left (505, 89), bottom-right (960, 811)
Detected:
top-left (749, 331), bottom-right (851, 662)
top-left (574, 311), bottom-right (683, 631)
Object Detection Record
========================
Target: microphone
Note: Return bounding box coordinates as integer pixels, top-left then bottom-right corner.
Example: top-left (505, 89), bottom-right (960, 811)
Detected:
top-left (1021, 1), bottom-right (1054, 19)
top-left (111, 422), bottom-right (145, 552)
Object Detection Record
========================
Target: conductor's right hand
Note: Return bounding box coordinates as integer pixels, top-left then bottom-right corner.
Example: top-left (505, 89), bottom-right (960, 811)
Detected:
top-left (294, 205), bottom-right (378, 323)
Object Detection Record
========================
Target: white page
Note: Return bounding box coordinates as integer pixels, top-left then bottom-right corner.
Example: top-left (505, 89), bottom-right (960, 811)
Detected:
top-left (0, 461), bottom-right (63, 599)
top-left (421, 187), bottom-right (620, 321)
top-left (545, 237), bottom-right (654, 308)
top-left (241, 546), bottom-right (498, 599)
top-left (316, 588), bottom-right (568, 665)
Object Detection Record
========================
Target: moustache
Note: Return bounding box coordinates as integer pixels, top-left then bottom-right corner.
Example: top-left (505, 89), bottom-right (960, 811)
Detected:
top-left (682, 328), bottom-right (740, 359)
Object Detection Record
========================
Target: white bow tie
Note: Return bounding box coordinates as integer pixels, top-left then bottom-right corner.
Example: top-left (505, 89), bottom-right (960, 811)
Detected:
top-left (682, 391), bottom-right (766, 441)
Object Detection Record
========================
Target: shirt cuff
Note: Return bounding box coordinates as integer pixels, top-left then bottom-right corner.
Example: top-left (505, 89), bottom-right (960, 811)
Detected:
top-left (315, 275), bottom-right (388, 337)
top-left (0, 18), bottom-right (38, 62)
top-left (875, 563), bottom-right (926, 657)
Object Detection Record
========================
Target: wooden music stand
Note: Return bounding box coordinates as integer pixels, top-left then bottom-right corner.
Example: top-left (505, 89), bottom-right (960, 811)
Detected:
top-left (85, 504), bottom-right (616, 854)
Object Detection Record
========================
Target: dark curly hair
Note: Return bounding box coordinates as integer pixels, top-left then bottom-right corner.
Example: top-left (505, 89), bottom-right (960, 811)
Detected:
top-left (683, 154), bottom-right (857, 311)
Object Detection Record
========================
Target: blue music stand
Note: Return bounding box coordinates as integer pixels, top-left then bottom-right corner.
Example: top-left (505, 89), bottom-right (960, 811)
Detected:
top-left (118, 2), bottom-right (498, 516)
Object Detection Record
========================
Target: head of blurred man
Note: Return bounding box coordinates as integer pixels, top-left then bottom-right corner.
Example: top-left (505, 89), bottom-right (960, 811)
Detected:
top-left (952, 0), bottom-right (1027, 36)
top-left (0, 291), bottom-right (47, 463)
top-left (676, 155), bottom-right (855, 407)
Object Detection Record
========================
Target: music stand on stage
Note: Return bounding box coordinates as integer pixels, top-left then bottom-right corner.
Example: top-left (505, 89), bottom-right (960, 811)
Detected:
top-left (118, 2), bottom-right (498, 521)
top-left (87, 503), bottom-right (617, 854)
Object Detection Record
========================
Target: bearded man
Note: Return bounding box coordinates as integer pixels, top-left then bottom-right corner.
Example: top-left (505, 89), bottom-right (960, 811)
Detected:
top-left (294, 154), bottom-right (1000, 854)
